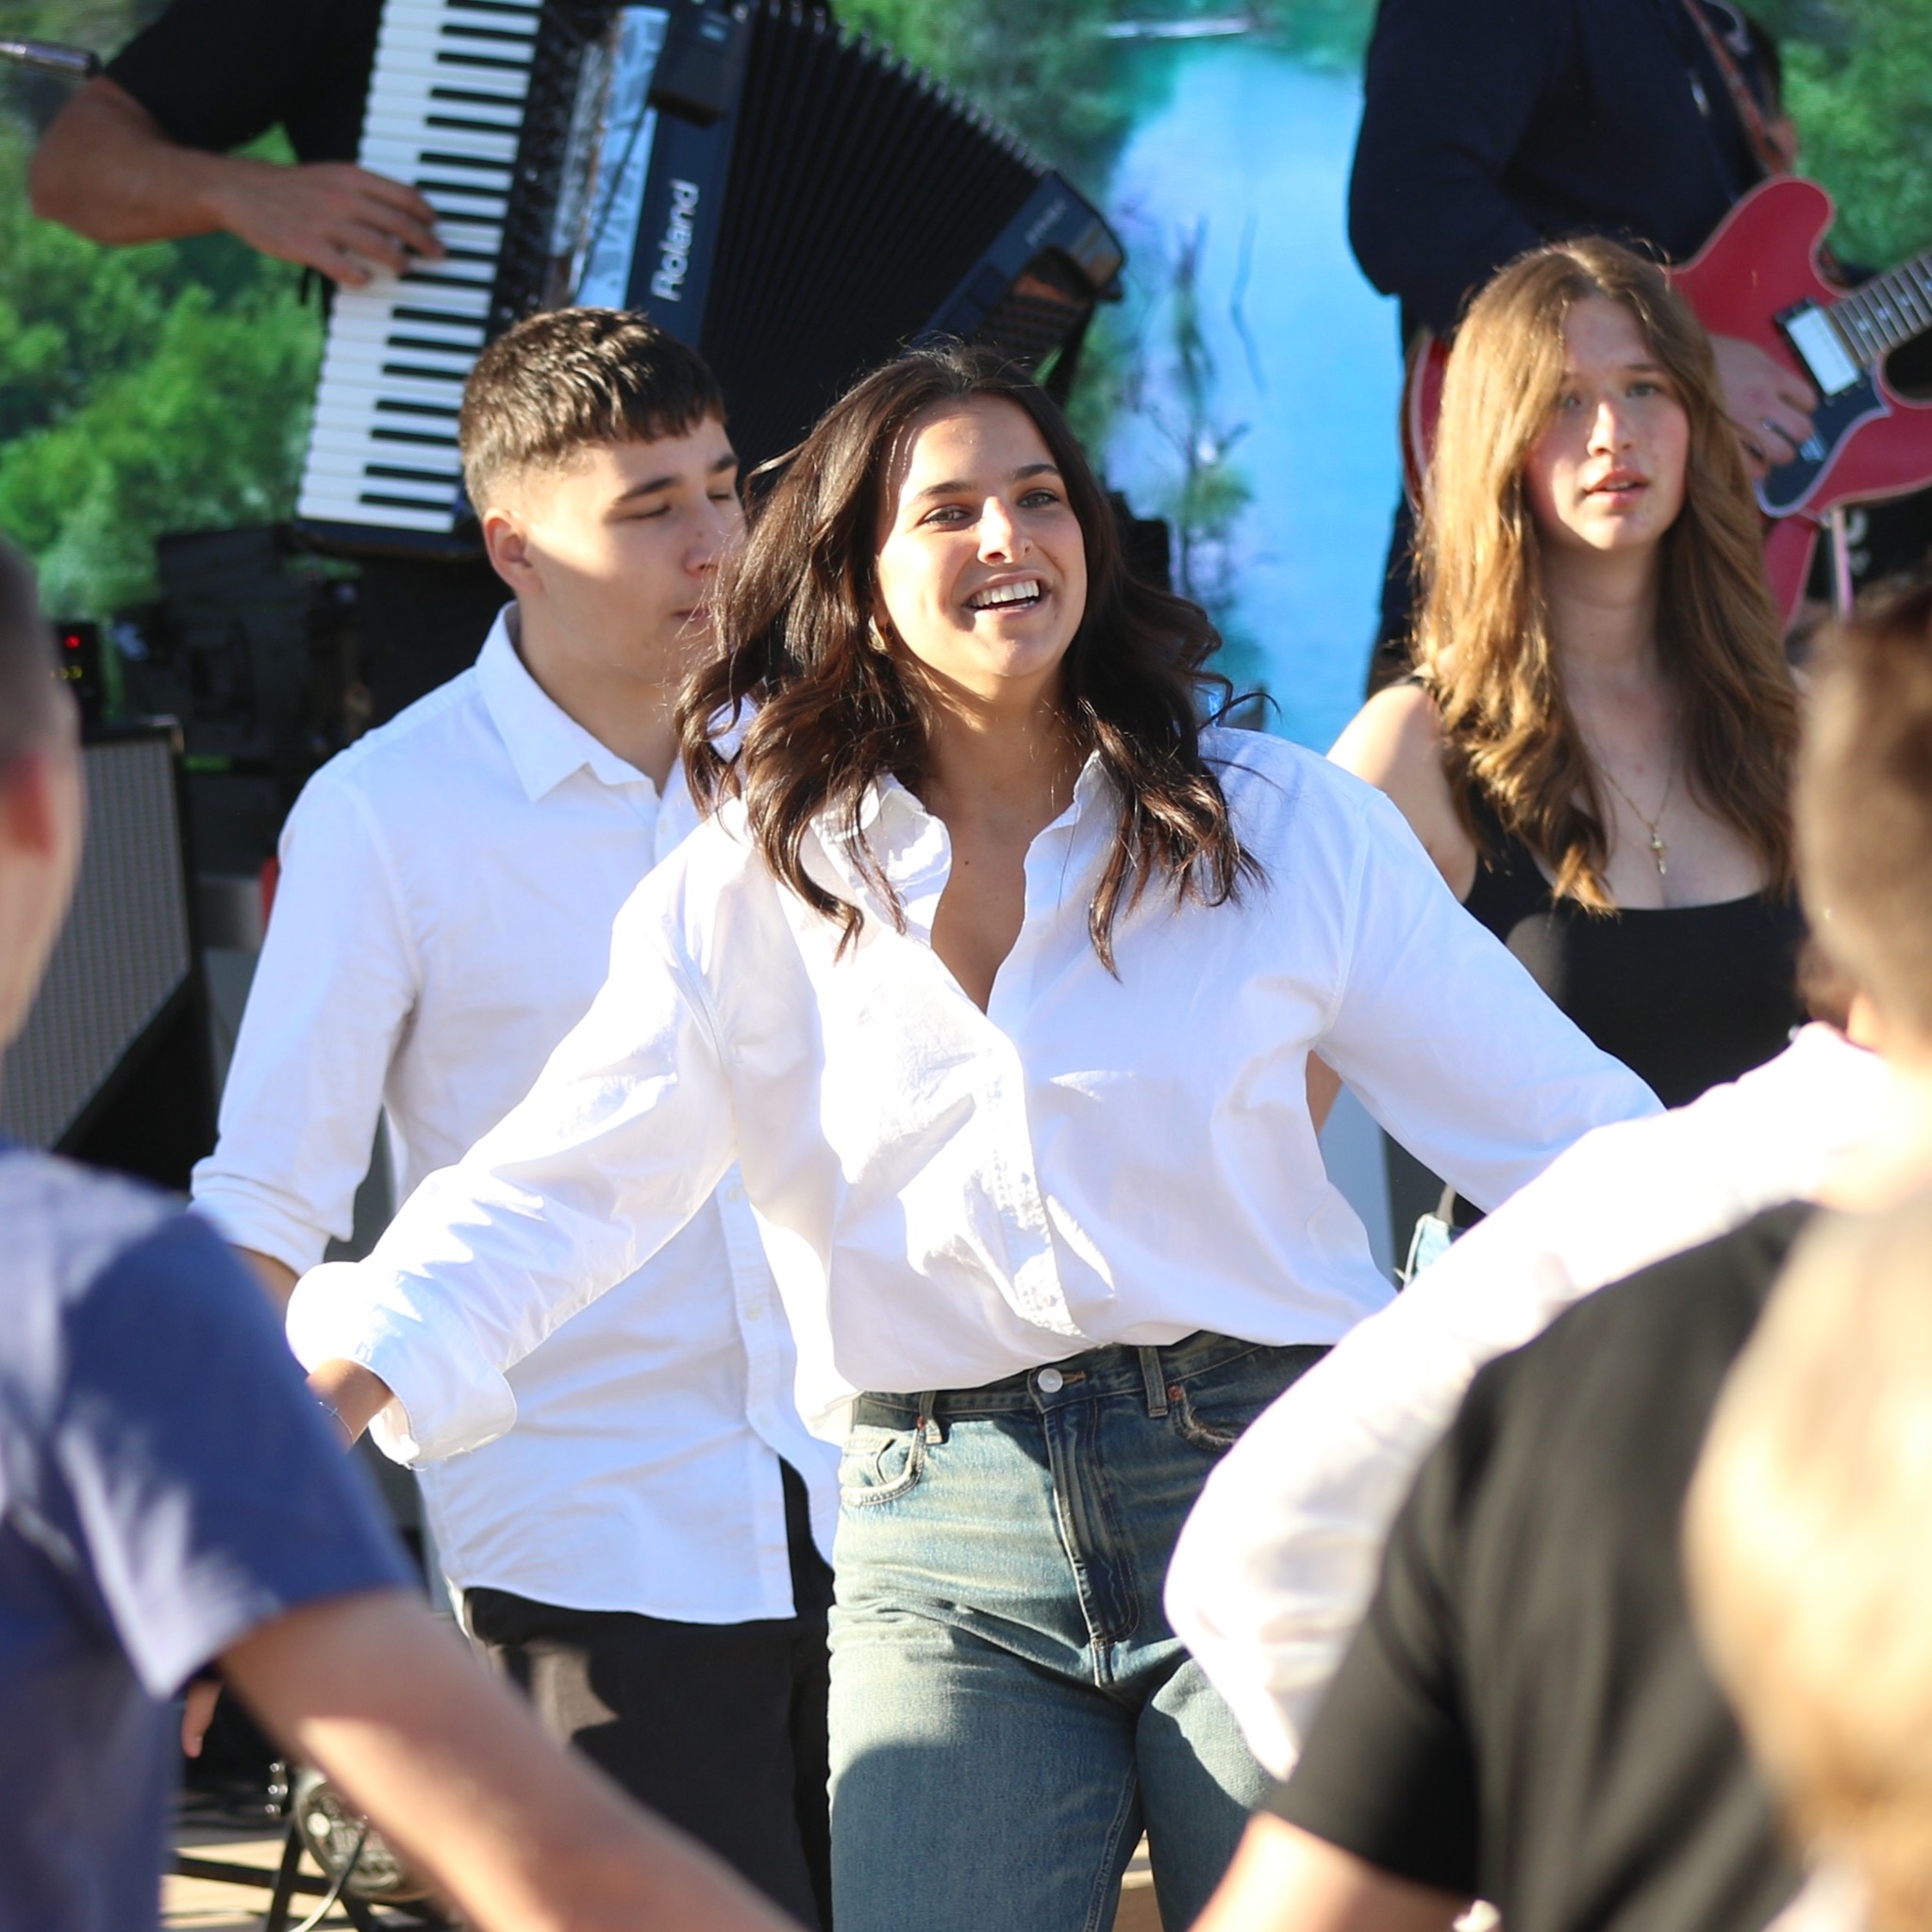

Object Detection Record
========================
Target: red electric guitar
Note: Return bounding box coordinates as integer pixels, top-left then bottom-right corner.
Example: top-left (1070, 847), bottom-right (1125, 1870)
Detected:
top-left (1401, 175), bottom-right (1932, 621)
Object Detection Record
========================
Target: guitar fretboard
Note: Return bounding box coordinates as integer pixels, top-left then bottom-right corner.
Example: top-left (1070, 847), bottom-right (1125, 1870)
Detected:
top-left (1828, 250), bottom-right (1932, 366)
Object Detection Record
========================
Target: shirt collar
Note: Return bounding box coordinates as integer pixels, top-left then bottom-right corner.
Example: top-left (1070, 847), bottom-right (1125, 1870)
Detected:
top-left (474, 607), bottom-right (657, 802)
top-left (815, 752), bottom-right (1117, 923)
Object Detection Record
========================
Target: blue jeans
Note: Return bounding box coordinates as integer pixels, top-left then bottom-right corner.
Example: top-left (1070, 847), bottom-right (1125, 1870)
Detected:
top-left (829, 1331), bottom-right (1326, 1932)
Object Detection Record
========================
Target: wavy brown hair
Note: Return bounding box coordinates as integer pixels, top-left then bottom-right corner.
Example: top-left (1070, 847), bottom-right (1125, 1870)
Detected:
top-left (1415, 238), bottom-right (1797, 908)
top-left (678, 344), bottom-right (1257, 967)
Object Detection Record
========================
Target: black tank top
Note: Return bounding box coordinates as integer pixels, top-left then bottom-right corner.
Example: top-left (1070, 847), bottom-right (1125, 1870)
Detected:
top-left (1462, 789), bottom-right (1806, 1108)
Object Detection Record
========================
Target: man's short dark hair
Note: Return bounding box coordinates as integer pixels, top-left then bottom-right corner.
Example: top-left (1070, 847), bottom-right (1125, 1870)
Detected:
top-left (1799, 579), bottom-right (1932, 1041)
top-left (458, 308), bottom-right (726, 510)
top-left (0, 537), bottom-right (62, 768)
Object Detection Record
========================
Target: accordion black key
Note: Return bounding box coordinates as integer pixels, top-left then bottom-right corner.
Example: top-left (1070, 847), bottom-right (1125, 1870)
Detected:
top-left (298, 0), bottom-right (1124, 552)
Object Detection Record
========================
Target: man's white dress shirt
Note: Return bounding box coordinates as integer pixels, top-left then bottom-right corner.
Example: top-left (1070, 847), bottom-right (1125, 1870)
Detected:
top-left (287, 727), bottom-right (1658, 1457)
top-left (1163, 1024), bottom-right (1890, 1778)
top-left (193, 611), bottom-right (832, 1623)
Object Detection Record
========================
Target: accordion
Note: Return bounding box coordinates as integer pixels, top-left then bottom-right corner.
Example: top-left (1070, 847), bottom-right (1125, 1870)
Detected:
top-left (296, 0), bottom-right (1125, 550)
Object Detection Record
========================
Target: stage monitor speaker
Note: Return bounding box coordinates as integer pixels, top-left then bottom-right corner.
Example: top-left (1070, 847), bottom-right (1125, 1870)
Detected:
top-left (0, 722), bottom-right (216, 1191)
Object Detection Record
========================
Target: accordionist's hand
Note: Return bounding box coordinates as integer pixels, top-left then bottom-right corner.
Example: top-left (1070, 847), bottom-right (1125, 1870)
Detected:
top-left (208, 157), bottom-right (446, 286)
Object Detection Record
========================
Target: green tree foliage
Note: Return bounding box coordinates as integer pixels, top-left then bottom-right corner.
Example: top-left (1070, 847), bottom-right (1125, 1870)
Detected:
top-left (0, 97), bottom-right (320, 616)
top-left (0, 184), bottom-right (166, 446)
top-left (1250, 0), bottom-right (1376, 70)
top-left (1781, 0), bottom-right (1932, 267)
top-left (0, 0), bottom-right (153, 57)
top-left (0, 1), bottom-right (320, 619)
top-left (831, 0), bottom-right (1376, 175)
top-left (0, 273), bottom-right (319, 615)
top-left (839, 0), bottom-right (1132, 171)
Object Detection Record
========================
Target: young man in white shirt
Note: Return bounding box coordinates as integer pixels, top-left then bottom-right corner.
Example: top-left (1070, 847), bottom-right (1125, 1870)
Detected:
top-left (192, 308), bottom-right (837, 1928)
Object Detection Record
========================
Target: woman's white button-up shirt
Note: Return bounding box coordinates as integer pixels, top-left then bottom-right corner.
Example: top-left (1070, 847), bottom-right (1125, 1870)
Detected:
top-left (287, 727), bottom-right (1659, 1448)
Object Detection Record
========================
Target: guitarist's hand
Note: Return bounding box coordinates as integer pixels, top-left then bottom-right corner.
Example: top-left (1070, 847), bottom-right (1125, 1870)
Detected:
top-left (1711, 335), bottom-right (1818, 477)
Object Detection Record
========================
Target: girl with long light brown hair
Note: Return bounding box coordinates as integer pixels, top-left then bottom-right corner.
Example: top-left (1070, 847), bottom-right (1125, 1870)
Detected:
top-left (1328, 237), bottom-right (1805, 1118)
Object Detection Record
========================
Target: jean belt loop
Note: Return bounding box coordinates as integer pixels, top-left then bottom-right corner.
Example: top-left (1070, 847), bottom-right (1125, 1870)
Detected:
top-left (1139, 1347), bottom-right (1170, 1418)
top-left (915, 1391), bottom-right (939, 1441)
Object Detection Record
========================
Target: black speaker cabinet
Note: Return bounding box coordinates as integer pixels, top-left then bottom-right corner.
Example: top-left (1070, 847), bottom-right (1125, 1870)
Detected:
top-left (0, 721), bottom-right (216, 1190)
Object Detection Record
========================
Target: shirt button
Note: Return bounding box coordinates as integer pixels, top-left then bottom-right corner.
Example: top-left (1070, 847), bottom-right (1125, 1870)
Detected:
top-left (726, 1184), bottom-right (745, 1204)
top-left (1037, 1367), bottom-right (1064, 1394)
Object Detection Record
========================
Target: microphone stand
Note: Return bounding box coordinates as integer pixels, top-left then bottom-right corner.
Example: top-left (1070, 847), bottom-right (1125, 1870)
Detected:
top-left (0, 39), bottom-right (102, 80)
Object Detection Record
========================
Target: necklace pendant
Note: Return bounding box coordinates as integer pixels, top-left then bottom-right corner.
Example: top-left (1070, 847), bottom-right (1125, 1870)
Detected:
top-left (1650, 831), bottom-right (1668, 876)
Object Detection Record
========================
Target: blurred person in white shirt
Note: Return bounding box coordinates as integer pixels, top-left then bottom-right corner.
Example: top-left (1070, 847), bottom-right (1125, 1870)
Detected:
top-left (1166, 1015), bottom-right (1885, 1781)
top-left (191, 307), bottom-right (838, 1928)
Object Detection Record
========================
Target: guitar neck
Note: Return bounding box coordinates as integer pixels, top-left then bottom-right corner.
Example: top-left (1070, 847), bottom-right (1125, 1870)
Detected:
top-left (1829, 250), bottom-right (1932, 366)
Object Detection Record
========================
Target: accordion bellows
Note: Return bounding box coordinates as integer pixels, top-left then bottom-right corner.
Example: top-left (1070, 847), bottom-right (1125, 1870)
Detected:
top-left (710, 5), bottom-right (1118, 458)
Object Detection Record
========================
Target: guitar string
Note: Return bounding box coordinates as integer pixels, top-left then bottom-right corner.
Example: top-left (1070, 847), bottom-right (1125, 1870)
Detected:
top-left (1841, 256), bottom-right (1932, 357)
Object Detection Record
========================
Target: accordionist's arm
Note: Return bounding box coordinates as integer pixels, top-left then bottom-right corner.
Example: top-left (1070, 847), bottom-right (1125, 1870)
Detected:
top-left (29, 76), bottom-right (443, 286)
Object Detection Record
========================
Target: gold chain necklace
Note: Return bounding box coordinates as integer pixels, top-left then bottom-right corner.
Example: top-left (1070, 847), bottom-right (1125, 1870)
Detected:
top-left (1592, 749), bottom-right (1677, 877)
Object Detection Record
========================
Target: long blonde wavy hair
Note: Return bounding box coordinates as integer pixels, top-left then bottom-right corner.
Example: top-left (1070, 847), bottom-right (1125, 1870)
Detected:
top-left (1414, 237), bottom-right (1797, 908)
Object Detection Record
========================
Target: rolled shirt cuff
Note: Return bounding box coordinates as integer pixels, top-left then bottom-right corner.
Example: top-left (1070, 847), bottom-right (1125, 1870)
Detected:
top-left (286, 1261), bottom-right (519, 1464)
top-left (188, 1178), bottom-right (334, 1282)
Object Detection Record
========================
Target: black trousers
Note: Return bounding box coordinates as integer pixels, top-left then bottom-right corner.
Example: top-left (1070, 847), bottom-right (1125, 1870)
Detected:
top-left (462, 1465), bottom-right (834, 1929)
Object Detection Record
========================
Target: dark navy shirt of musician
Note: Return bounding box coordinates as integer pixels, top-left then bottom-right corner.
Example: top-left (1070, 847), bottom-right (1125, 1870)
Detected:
top-left (1350, 0), bottom-right (1768, 340)
top-left (104, 0), bottom-right (381, 164)
top-left (0, 1145), bottom-right (411, 1932)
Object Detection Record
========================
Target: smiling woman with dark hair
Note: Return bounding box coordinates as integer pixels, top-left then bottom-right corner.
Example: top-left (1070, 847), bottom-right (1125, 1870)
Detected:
top-left (683, 346), bottom-right (1252, 971)
top-left (289, 343), bottom-right (1656, 1932)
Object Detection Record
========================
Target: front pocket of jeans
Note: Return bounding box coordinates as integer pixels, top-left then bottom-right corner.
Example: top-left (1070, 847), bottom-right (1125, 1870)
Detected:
top-left (838, 1422), bottom-right (926, 1506)
top-left (1166, 1383), bottom-right (1248, 1455)
top-left (1166, 1343), bottom-right (1327, 1456)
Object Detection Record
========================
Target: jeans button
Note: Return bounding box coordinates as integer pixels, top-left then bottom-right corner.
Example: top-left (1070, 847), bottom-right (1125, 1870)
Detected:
top-left (1037, 1367), bottom-right (1064, 1394)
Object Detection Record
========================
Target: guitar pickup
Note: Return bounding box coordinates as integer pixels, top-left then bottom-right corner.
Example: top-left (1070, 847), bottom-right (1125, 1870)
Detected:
top-left (1778, 301), bottom-right (1863, 396)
